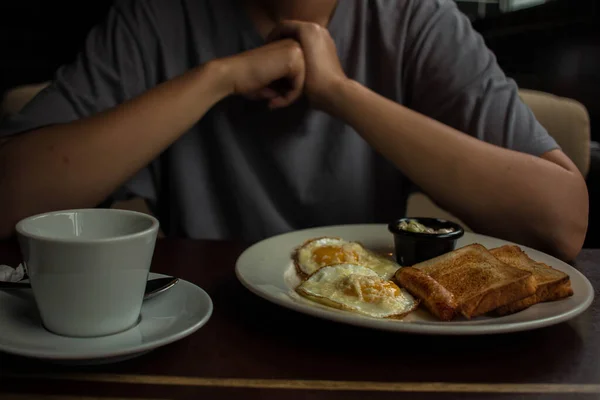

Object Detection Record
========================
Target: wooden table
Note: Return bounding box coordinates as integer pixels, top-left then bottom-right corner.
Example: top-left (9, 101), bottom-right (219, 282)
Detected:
top-left (0, 239), bottom-right (598, 400)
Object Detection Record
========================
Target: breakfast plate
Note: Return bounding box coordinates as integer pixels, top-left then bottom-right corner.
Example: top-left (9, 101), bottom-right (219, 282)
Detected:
top-left (235, 224), bottom-right (594, 335)
top-left (0, 273), bottom-right (212, 364)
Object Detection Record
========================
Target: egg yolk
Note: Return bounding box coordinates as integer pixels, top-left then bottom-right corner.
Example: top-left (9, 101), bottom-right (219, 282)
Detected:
top-left (312, 246), bottom-right (359, 266)
top-left (339, 275), bottom-right (401, 303)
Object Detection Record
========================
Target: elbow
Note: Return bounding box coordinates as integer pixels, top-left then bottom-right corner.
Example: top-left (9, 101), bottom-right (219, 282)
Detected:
top-left (551, 219), bottom-right (587, 262)
top-left (542, 177), bottom-right (589, 262)
top-left (551, 210), bottom-right (588, 263)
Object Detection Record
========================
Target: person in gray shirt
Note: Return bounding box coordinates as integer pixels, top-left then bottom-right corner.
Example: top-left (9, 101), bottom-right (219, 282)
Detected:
top-left (0, 0), bottom-right (588, 260)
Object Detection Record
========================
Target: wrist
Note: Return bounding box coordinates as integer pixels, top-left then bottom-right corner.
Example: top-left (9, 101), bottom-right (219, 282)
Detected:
top-left (324, 78), bottom-right (364, 119)
top-left (197, 59), bottom-right (236, 102)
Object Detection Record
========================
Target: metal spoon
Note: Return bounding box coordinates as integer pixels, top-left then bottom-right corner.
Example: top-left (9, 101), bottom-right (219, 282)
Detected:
top-left (0, 276), bottom-right (180, 301)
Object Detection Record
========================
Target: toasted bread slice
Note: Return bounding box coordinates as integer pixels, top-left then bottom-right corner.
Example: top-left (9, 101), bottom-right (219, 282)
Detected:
top-left (393, 266), bottom-right (457, 321)
top-left (490, 245), bottom-right (573, 315)
top-left (395, 244), bottom-right (536, 320)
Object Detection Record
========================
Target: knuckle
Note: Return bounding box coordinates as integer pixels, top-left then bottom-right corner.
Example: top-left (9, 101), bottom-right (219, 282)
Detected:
top-left (287, 43), bottom-right (303, 60)
top-left (308, 22), bottom-right (322, 33)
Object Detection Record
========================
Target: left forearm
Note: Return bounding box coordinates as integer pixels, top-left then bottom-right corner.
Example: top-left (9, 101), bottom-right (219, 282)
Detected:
top-left (330, 80), bottom-right (588, 260)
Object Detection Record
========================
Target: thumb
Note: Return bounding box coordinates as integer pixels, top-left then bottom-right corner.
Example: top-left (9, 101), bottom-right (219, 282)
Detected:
top-left (243, 87), bottom-right (280, 101)
top-left (266, 20), bottom-right (304, 43)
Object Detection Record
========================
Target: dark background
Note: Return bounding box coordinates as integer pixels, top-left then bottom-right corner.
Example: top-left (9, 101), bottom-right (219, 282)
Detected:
top-left (0, 1), bottom-right (111, 94)
top-left (0, 0), bottom-right (598, 246)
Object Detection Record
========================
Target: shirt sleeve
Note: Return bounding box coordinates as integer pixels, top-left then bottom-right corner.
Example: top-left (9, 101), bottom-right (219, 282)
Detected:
top-left (0, 0), bottom-right (158, 206)
top-left (402, 0), bottom-right (559, 156)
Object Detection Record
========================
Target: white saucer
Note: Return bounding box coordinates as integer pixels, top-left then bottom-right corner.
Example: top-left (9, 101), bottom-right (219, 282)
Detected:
top-left (0, 273), bottom-right (213, 364)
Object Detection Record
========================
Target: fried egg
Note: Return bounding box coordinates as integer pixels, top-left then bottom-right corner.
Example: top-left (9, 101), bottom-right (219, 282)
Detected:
top-left (294, 237), bottom-right (400, 280)
top-left (296, 264), bottom-right (419, 319)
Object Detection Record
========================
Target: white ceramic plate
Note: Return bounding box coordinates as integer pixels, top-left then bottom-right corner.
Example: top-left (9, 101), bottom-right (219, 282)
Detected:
top-left (235, 224), bottom-right (594, 335)
top-left (0, 273), bottom-right (212, 364)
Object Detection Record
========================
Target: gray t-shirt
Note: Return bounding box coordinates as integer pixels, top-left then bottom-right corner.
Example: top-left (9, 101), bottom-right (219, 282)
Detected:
top-left (0, 0), bottom-right (558, 241)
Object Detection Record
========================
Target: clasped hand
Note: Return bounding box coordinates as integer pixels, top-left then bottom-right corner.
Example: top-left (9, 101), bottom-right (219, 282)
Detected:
top-left (220, 20), bottom-right (347, 112)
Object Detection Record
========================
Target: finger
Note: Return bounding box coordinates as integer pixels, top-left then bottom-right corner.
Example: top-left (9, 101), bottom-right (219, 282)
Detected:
top-left (266, 20), bottom-right (305, 43)
top-left (268, 78), bottom-right (294, 96)
top-left (267, 76), bottom-right (304, 109)
top-left (267, 96), bottom-right (290, 110)
top-left (244, 87), bottom-right (280, 101)
top-left (268, 51), bottom-right (305, 109)
top-left (267, 87), bottom-right (303, 109)
top-left (285, 55), bottom-right (306, 102)
top-left (263, 37), bottom-right (299, 51)
top-left (258, 87), bottom-right (280, 99)
top-left (268, 84), bottom-right (303, 109)
top-left (267, 85), bottom-right (301, 109)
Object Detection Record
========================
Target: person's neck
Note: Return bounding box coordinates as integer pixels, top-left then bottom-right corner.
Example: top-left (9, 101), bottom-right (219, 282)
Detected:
top-left (244, 0), bottom-right (339, 38)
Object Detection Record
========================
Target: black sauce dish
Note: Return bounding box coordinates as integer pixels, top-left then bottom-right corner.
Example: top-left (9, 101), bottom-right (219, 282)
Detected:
top-left (388, 217), bottom-right (465, 266)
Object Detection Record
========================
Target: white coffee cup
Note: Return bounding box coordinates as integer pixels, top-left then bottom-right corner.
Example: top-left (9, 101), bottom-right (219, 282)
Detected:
top-left (16, 209), bottom-right (159, 337)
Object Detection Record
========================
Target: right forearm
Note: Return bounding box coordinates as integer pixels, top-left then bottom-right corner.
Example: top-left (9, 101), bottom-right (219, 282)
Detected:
top-left (0, 61), bottom-right (230, 236)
